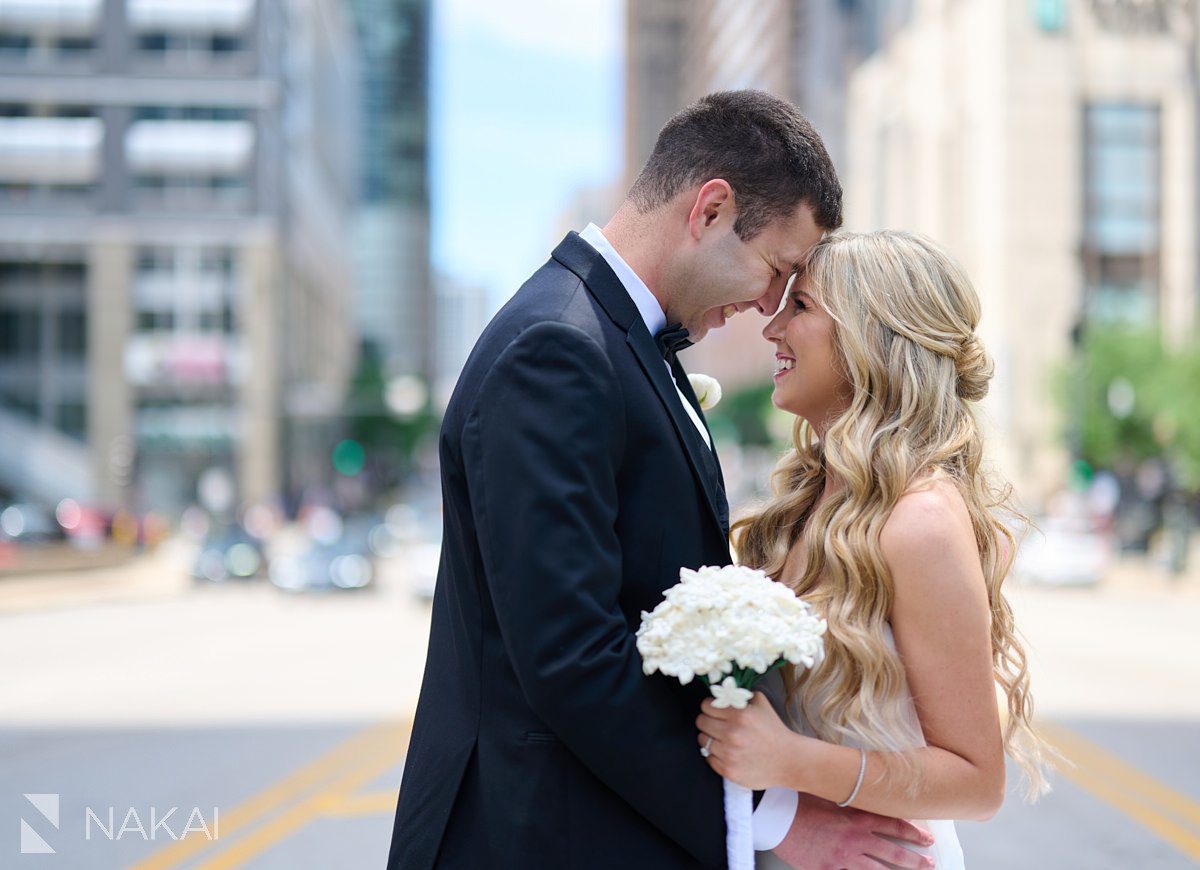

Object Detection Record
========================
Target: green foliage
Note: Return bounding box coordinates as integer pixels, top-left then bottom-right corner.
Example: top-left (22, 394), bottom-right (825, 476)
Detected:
top-left (1061, 325), bottom-right (1200, 491)
top-left (344, 343), bottom-right (436, 484)
top-left (706, 381), bottom-right (777, 447)
top-left (1159, 342), bottom-right (1200, 488)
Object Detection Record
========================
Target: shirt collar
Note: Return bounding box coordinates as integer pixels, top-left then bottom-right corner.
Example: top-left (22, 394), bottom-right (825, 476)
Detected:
top-left (579, 222), bottom-right (667, 336)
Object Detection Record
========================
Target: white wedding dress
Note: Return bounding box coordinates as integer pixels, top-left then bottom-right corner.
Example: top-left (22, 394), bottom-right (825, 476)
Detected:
top-left (756, 624), bottom-right (965, 869)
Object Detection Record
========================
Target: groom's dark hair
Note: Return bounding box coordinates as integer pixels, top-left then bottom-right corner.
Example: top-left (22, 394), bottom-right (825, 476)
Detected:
top-left (629, 89), bottom-right (843, 237)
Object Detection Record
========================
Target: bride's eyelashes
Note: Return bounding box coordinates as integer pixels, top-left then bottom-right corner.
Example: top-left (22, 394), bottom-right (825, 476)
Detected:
top-left (791, 295), bottom-right (809, 312)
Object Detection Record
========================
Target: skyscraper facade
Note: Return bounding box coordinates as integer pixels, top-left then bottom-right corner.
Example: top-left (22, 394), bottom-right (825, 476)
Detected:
top-left (0, 0), bottom-right (360, 513)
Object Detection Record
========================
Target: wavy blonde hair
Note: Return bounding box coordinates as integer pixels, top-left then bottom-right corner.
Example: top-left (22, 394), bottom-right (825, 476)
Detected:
top-left (732, 230), bottom-right (1050, 798)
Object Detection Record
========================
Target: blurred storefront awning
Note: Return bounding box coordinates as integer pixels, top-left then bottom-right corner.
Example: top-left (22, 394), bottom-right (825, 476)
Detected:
top-left (0, 0), bottom-right (101, 32)
top-left (125, 120), bottom-right (255, 175)
top-left (126, 0), bottom-right (256, 33)
top-left (0, 117), bottom-right (103, 184)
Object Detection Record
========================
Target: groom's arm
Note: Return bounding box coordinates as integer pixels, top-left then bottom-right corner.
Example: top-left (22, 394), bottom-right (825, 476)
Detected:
top-left (462, 321), bottom-right (725, 867)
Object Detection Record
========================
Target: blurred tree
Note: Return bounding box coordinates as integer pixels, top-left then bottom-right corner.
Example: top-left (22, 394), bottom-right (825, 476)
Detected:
top-left (1158, 340), bottom-right (1200, 489)
top-left (1061, 325), bottom-right (1200, 491)
top-left (344, 341), bottom-right (436, 492)
top-left (706, 381), bottom-right (777, 448)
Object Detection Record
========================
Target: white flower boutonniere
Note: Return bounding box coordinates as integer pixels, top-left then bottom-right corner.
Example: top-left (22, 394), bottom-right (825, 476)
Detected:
top-left (687, 373), bottom-right (722, 411)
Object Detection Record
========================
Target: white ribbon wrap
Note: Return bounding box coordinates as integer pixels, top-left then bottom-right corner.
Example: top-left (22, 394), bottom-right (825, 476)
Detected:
top-left (724, 777), bottom-right (754, 870)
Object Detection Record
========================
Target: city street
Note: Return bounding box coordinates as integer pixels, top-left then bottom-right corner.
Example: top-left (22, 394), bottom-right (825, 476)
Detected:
top-left (1, 541), bottom-right (1198, 869)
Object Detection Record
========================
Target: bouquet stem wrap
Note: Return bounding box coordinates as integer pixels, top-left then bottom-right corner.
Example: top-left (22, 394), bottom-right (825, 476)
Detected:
top-left (636, 566), bottom-right (826, 870)
top-left (724, 778), bottom-right (754, 870)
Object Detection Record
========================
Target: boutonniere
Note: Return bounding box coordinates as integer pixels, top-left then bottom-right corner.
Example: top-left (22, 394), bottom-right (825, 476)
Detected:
top-left (687, 373), bottom-right (722, 411)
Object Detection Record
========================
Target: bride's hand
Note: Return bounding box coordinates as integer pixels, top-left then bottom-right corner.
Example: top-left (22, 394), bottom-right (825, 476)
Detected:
top-left (696, 692), bottom-right (803, 789)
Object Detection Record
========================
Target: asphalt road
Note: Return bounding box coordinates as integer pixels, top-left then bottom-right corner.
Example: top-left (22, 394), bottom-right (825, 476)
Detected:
top-left (0, 540), bottom-right (1197, 869)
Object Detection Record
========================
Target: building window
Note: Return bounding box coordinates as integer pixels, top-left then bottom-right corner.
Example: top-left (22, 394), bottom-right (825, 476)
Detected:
top-left (54, 36), bottom-right (94, 56)
top-left (134, 175), bottom-right (247, 207)
top-left (199, 247), bottom-right (235, 278)
top-left (57, 309), bottom-right (87, 357)
top-left (136, 31), bottom-right (246, 58)
top-left (137, 247), bottom-right (176, 277)
top-left (1083, 103), bottom-right (1160, 325)
top-left (54, 402), bottom-right (86, 439)
top-left (0, 261), bottom-right (39, 285)
top-left (0, 307), bottom-right (40, 359)
top-left (136, 309), bottom-right (175, 332)
top-left (55, 401), bottom-right (87, 439)
top-left (0, 33), bottom-right (93, 58)
top-left (133, 106), bottom-right (249, 123)
top-left (0, 33), bottom-right (33, 54)
top-left (0, 183), bottom-right (95, 207)
top-left (133, 174), bottom-right (249, 209)
top-left (0, 389), bottom-right (37, 419)
top-left (211, 34), bottom-right (244, 53)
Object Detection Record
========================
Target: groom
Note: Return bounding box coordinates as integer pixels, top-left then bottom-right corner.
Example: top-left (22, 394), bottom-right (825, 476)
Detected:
top-left (388, 91), bottom-right (933, 869)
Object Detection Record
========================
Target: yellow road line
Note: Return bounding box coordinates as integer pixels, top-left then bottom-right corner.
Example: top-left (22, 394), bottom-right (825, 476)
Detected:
top-left (1041, 722), bottom-right (1200, 861)
top-left (191, 721), bottom-right (412, 870)
top-left (129, 719), bottom-right (408, 870)
top-left (314, 790), bottom-right (399, 817)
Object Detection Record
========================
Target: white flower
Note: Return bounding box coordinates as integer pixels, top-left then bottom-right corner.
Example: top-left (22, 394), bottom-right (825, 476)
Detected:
top-left (709, 676), bottom-right (754, 709)
top-left (636, 564), bottom-right (827, 693)
top-left (687, 373), bottom-right (722, 410)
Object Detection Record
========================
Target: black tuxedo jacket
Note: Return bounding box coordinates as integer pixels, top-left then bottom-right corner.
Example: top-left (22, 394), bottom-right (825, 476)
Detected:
top-left (387, 233), bottom-right (735, 869)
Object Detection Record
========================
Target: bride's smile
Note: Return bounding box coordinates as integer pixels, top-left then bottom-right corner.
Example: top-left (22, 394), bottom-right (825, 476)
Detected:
top-left (762, 277), bottom-right (853, 432)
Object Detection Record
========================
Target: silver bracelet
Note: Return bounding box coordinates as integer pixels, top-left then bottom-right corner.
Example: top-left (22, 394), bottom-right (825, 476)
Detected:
top-left (837, 748), bottom-right (867, 807)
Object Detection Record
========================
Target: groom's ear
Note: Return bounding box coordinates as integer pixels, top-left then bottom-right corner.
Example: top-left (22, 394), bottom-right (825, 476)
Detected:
top-left (687, 179), bottom-right (735, 241)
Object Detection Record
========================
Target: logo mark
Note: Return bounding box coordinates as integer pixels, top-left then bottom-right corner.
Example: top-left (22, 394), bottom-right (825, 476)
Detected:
top-left (21, 793), bottom-right (59, 854)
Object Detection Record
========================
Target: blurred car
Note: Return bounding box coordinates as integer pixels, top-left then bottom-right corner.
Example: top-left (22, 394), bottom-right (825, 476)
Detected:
top-left (0, 502), bottom-right (66, 544)
top-left (269, 515), bottom-right (378, 593)
top-left (406, 536), bottom-right (441, 600)
top-left (381, 499), bottom-right (443, 600)
top-left (55, 499), bottom-right (111, 546)
top-left (1013, 517), bottom-right (1110, 587)
top-left (191, 522), bottom-right (268, 583)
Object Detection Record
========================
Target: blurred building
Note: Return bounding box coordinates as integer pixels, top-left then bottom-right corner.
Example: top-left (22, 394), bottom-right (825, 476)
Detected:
top-left (624, 0), bottom-right (688, 195)
top-left (625, 0), bottom-right (855, 189)
top-left (349, 0), bottom-right (432, 386)
top-left (839, 0), bottom-right (1199, 502)
top-left (0, 0), bottom-right (359, 514)
top-left (623, 0), bottom-right (859, 390)
top-left (432, 272), bottom-right (489, 412)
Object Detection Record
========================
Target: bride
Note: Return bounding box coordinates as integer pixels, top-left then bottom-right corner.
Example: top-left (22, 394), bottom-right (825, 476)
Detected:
top-left (695, 230), bottom-right (1050, 869)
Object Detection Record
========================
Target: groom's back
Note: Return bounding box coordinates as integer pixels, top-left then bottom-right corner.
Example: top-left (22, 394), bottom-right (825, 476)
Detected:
top-left (387, 239), bottom-right (730, 870)
top-left (447, 254), bottom-right (614, 421)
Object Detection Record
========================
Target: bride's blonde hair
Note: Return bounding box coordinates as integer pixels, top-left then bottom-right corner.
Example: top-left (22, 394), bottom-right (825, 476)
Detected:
top-left (732, 230), bottom-right (1050, 797)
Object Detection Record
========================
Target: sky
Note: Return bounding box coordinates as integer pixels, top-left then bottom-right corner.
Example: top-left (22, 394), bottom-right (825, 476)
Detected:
top-left (430, 0), bottom-right (624, 310)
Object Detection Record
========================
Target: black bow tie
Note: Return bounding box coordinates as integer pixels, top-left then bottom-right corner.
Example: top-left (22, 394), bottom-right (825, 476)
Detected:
top-left (654, 322), bottom-right (692, 360)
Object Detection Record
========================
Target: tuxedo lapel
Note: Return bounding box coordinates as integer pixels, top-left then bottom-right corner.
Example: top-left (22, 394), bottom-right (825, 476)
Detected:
top-left (553, 232), bottom-right (728, 540)
top-left (671, 355), bottom-right (730, 535)
top-left (627, 324), bottom-right (728, 540)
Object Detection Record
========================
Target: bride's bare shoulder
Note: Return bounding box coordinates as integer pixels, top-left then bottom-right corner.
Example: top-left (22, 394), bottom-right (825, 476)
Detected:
top-left (879, 470), bottom-right (979, 586)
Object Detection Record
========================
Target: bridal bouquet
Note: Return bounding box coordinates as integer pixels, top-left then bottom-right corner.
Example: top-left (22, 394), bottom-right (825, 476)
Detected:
top-left (637, 564), bottom-right (826, 870)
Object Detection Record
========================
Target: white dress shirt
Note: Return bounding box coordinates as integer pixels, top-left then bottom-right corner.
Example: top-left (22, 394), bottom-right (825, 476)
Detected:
top-left (578, 222), bottom-right (797, 853)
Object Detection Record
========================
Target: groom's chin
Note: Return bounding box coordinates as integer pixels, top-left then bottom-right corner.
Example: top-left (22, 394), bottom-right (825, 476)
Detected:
top-left (687, 311), bottom-right (723, 343)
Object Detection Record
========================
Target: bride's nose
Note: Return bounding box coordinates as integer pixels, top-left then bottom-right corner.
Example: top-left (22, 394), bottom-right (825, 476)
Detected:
top-left (763, 310), bottom-right (786, 343)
